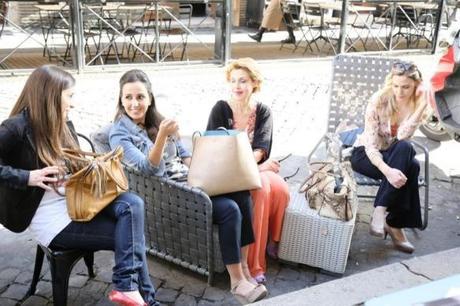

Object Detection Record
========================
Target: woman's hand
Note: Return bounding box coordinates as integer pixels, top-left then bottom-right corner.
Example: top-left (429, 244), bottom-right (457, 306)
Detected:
top-left (158, 119), bottom-right (179, 138)
top-left (28, 166), bottom-right (60, 191)
top-left (258, 159), bottom-right (280, 173)
top-left (384, 167), bottom-right (407, 189)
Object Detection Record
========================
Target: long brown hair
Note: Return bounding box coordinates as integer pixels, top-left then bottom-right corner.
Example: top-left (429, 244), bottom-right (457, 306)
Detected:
top-left (9, 65), bottom-right (78, 166)
top-left (114, 69), bottom-right (164, 140)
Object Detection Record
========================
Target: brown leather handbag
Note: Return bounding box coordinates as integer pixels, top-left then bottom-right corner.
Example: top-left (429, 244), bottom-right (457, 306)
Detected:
top-left (63, 146), bottom-right (128, 222)
top-left (299, 161), bottom-right (356, 221)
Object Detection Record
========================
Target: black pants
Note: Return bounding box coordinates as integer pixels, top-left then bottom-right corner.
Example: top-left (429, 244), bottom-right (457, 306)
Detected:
top-left (283, 13), bottom-right (295, 38)
top-left (211, 190), bottom-right (254, 265)
top-left (351, 140), bottom-right (422, 228)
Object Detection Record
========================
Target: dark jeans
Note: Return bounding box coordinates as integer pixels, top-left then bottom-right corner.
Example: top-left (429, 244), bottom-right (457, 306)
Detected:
top-left (351, 140), bottom-right (422, 228)
top-left (50, 192), bottom-right (159, 306)
top-left (211, 190), bottom-right (255, 265)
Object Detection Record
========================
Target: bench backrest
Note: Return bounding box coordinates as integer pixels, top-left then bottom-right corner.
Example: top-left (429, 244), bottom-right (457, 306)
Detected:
top-left (327, 55), bottom-right (398, 133)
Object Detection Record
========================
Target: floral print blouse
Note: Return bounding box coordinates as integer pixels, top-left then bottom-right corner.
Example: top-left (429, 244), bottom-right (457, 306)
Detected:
top-left (232, 108), bottom-right (257, 145)
top-left (355, 92), bottom-right (424, 169)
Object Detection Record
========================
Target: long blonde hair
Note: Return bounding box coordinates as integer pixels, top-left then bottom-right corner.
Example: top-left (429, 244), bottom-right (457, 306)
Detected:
top-left (9, 65), bottom-right (78, 166)
top-left (378, 61), bottom-right (423, 123)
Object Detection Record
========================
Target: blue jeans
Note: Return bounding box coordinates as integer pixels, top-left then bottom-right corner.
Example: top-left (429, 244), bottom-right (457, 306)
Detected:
top-left (211, 190), bottom-right (255, 265)
top-left (50, 192), bottom-right (159, 306)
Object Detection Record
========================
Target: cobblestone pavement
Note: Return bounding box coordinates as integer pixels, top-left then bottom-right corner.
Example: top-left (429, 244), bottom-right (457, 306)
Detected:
top-left (0, 57), bottom-right (459, 306)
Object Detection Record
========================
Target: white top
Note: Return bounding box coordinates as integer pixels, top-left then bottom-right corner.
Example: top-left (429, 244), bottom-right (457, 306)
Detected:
top-left (28, 186), bottom-right (72, 247)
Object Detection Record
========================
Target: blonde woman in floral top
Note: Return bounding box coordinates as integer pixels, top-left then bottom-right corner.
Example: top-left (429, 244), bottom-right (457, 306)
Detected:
top-left (351, 61), bottom-right (428, 254)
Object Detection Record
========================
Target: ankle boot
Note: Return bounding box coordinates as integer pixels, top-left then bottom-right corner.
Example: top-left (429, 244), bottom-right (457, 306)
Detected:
top-left (249, 28), bottom-right (266, 43)
top-left (281, 36), bottom-right (296, 44)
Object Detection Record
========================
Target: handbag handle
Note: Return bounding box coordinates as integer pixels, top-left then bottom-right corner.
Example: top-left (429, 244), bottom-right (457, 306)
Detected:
top-left (63, 147), bottom-right (123, 163)
top-left (216, 127), bottom-right (230, 134)
top-left (73, 152), bottom-right (128, 196)
top-left (299, 161), bottom-right (332, 192)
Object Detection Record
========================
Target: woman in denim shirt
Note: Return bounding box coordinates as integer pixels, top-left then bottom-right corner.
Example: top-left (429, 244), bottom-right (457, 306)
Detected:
top-left (110, 111), bottom-right (191, 179)
top-left (110, 72), bottom-right (191, 179)
top-left (109, 69), bottom-right (268, 305)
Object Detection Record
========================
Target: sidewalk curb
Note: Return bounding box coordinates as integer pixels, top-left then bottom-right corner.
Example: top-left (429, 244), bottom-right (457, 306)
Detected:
top-left (252, 247), bottom-right (460, 306)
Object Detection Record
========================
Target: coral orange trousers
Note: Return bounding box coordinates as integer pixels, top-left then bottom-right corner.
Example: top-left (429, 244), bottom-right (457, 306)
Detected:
top-left (248, 171), bottom-right (290, 277)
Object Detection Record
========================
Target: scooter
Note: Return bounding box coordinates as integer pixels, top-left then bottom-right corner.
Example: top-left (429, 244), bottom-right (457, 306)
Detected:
top-left (420, 24), bottom-right (460, 142)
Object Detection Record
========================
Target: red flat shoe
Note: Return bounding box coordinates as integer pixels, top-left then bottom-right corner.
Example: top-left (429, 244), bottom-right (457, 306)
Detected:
top-left (108, 290), bottom-right (147, 306)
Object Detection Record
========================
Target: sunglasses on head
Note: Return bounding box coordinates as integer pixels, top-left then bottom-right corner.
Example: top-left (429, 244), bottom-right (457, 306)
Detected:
top-left (392, 61), bottom-right (421, 79)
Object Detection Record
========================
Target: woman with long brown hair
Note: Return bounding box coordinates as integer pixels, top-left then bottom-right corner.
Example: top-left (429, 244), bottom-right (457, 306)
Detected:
top-left (0, 65), bottom-right (158, 306)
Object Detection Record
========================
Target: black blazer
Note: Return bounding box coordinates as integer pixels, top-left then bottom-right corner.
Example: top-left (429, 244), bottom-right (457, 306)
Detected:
top-left (0, 110), bottom-right (47, 232)
top-left (206, 100), bottom-right (273, 163)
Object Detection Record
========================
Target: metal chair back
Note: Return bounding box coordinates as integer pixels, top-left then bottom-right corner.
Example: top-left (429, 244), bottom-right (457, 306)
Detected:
top-left (326, 55), bottom-right (396, 133)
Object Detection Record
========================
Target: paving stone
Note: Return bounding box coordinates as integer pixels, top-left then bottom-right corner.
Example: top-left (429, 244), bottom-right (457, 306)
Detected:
top-left (0, 278), bottom-right (11, 292)
top-left (181, 281), bottom-right (207, 297)
top-left (21, 295), bottom-right (48, 306)
top-left (163, 278), bottom-right (184, 291)
top-left (95, 295), bottom-right (113, 306)
top-left (1, 283), bottom-right (28, 300)
top-left (276, 267), bottom-right (300, 281)
top-left (174, 293), bottom-right (197, 306)
top-left (197, 300), bottom-right (221, 306)
top-left (297, 269), bottom-right (317, 283)
top-left (41, 271), bottom-right (51, 282)
top-left (0, 297), bottom-right (19, 306)
top-left (94, 269), bottom-right (112, 283)
top-left (81, 280), bottom-right (108, 298)
top-left (0, 268), bottom-right (21, 282)
top-left (14, 272), bottom-right (32, 285)
top-left (148, 259), bottom-right (174, 280)
top-left (69, 275), bottom-right (89, 288)
top-left (151, 276), bottom-right (164, 289)
top-left (75, 293), bottom-right (99, 306)
top-left (221, 296), bottom-right (242, 306)
top-left (94, 297), bottom-right (113, 306)
top-left (155, 288), bottom-right (179, 303)
top-left (202, 287), bottom-right (225, 302)
top-left (267, 278), bottom-right (307, 298)
top-left (34, 281), bottom-right (53, 299)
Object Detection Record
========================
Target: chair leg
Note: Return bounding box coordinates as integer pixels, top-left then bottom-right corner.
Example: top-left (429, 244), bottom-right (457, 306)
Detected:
top-left (50, 251), bottom-right (84, 306)
top-left (27, 246), bottom-right (45, 297)
top-left (83, 253), bottom-right (95, 278)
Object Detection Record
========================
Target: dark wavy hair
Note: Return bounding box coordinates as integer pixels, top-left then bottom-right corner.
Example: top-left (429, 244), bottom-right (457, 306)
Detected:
top-left (114, 69), bottom-right (164, 140)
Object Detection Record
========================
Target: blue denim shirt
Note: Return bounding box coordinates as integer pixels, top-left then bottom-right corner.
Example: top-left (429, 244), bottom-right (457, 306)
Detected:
top-left (109, 115), bottom-right (191, 177)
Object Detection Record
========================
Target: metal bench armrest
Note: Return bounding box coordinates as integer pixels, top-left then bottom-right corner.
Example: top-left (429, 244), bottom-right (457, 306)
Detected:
top-left (409, 139), bottom-right (430, 230)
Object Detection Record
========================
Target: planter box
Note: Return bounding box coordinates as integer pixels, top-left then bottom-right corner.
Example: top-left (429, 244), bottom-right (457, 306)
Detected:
top-left (278, 191), bottom-right (357, 274)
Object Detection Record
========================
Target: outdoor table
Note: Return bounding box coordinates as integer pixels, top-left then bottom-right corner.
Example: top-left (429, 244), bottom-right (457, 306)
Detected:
top-left (35, 2), bottom-right (71, 60)
top-left (307, 1), bottom-right (377, 54)
top-left (386, 1), bottom-right (439, 50)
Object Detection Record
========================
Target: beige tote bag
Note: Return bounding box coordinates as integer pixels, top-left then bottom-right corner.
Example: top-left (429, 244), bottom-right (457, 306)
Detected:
top-left (187, 129), bottom-right (262, 196)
